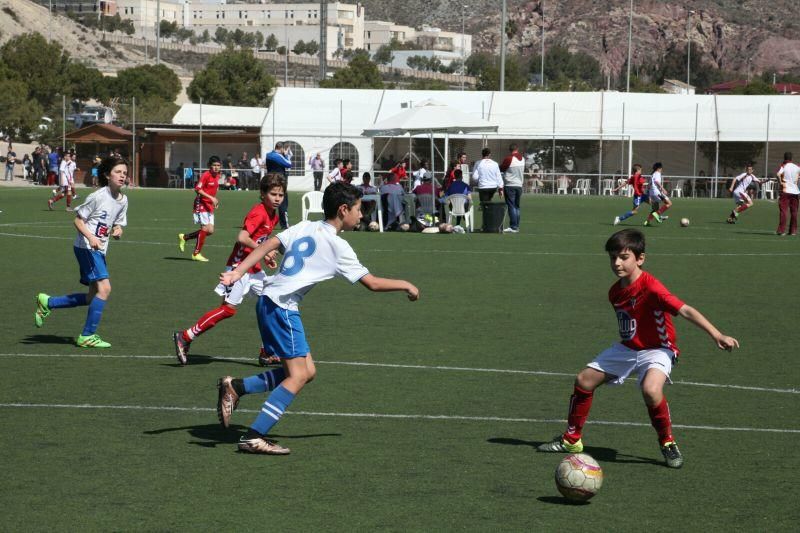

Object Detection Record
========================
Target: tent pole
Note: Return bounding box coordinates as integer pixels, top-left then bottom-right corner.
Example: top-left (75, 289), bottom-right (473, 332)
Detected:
top-left (692, 102), bottom-right (698, 197)
top-left (764, 103), bottom-right (771, 183)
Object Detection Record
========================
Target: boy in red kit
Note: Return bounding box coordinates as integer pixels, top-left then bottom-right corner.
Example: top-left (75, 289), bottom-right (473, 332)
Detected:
top-left (173, 174), bottom-right (286, 366)
top-left (612, 163), bottom-right (649, 225)
top-left (178, 155), bottom-right (222, 262)
top-left (538, 229), bottom-right (738, 468)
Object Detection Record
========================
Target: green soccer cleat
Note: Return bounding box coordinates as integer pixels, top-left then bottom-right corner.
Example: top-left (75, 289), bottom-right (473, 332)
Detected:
top-left (651, 211), bottom-right (662, 223)
top-left (177, 233), bottom-right (186, 253)
top-left (661, 441), bottom-right (684, 469)
top-left (76, 334), bottom-right (112, 349)
top-left (537, 435), bottom-right (584, 453)
top-left (191, 253), bottom-right (210, 262)
top-left (643, 220), bottom-right (650, 227)
top-left (34, 293), bottom-right (51, 328)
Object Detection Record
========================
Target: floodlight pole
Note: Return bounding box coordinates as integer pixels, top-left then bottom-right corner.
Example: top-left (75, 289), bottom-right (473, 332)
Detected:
top-left (686, 10), bottom-right (695, 91)
top-left (500, 0), bottom-right (507, 91)
top-left (156, 0), bottom-right (161, 65)
top-left (48, 0), bottom-right (52, 42)
top-left (626, 0), bottom-right (633, 92)
top-left (461, 5), bottom-right (466, 91)
top-left (540, 0), bottom-right (545, 87)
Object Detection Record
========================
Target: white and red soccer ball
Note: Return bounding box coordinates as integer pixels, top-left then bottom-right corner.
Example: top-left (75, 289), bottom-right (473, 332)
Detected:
top-left (555, 453), bottom-right (603, 501)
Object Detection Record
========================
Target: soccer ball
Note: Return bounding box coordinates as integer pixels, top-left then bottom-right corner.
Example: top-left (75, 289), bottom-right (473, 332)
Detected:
top-left (555, 453), bottom-right (603, 501)
top-left (367, 221), bottom-right (380, 232)
top-left (680, 217), bottom-right (690, 227)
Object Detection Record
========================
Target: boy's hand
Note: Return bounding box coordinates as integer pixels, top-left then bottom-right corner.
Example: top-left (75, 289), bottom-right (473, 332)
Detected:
top-left (406, 283), bottom-right (420, 301)
top-left (220, 270), bottom-right (242, 286)
top-left (715, 335), bottom-right (739, 352)
top-left (111, 225), bottom-right (123, 239)
top-left (88, 236), bottom-right (101, 250)
top-left (212, 197), bottom-right (220, 209)
top-left (265, 250), bottom-right (278, 269)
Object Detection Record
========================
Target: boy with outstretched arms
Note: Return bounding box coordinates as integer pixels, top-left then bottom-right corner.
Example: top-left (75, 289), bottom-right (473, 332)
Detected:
top-left (726, 162), bottom-right (766, 224)
top-left (216, 182), bottom-right (420, 455)
top-left (537, 229), bottom-right (738, 468)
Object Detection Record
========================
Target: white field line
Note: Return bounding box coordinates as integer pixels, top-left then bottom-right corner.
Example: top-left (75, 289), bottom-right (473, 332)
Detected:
top-left (0, 402), bottom-right (796, 434)
top-left (0, 352), bottom-right (796, 395)
top-left (2, 231), bottom-right (799, 257)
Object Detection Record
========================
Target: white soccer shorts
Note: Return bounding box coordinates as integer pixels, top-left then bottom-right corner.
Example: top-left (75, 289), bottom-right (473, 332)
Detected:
top-left (193, 212), bottom-right (215, 226)
top-left (733, 190), bottom-right (751, 205)
top-left (587, 343), bottom-right (674, 387)
top-left (214, 270), bottom-right (266, 306)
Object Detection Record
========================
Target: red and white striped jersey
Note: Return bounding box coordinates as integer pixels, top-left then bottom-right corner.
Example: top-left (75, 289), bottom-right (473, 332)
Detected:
top-left (608, 271), bottom-right (685, 356)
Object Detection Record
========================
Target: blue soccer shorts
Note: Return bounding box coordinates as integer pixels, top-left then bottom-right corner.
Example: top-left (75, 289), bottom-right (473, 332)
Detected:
top-left (256, 295), bottom-right (310, 359)
top-left (73, 247), bottom-right (109, 286)
top-left (632, 194), bottom-right (648, 208)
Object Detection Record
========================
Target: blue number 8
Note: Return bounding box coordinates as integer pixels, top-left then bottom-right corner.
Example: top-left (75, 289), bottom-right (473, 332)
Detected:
top-left (281, 236), bottom-right (316, 276)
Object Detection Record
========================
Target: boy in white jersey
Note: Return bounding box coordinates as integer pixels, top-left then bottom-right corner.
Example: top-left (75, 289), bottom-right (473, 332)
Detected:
top-left (726, 162), bottom-right (766, 224)
top-left (776, 152), bottom-right (800, 236)
top-left (49, 151), bottom-right (77, 211)
top-left (34, 156), bottom-right (129, 348)
top-left (644, 162), bottom-right (672, 226)
top-left (216, 182), bottom-right (420, 455)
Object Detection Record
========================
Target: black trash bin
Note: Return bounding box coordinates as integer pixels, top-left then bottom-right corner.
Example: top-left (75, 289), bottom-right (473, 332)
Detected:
top-left (480, 202), bottom-right (506, 233)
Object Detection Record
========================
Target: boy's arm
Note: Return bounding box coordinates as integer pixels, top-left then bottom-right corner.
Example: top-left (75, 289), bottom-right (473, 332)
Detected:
top-left (220, 236), bottom-right (282, 285)
top-left (73, 216), bottom-right (101, 250)
top-left (678, 304), bottom-right (739, 351)
top-left (359, 274), bottom-right (419, 301)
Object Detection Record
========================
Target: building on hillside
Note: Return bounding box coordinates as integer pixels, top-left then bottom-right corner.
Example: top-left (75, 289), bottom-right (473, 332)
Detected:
top-left (364, 21), bottom-right (471, 59)
top-left (661, 79), bottom-right (695, 95)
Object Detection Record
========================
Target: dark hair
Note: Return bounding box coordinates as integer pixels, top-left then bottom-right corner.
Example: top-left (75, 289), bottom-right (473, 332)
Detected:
top-left (509, 143), bottom-right (517, 151)
top-left (605, 229), bottom-right (646, 258)
top-left (97, 156), bottom-right (128, 187)
top-left (632, 163), bottom-right (642, 171)
top-left (208, 155), bottom-right (221, 166)
top-left (343, 159), bottom-right (351, 167)
top-left (482, 147), bottom-right (491, 158)
top-left (454, 168), bottom-right (463, 179)
top-left (334, 158), bottom-right (343, 166)
top-left (260, 173), bottom-right (287, 194)
top-left (275, 142), bottom-right (284, 150)
top-left (323, 182), bottom-right (363, 219)
top-left (784, 152), bottom-right (793, 161)
top-left (361, 172), bottom-right (371, 181)
top-left (652, 162), bottom-right (663, 171)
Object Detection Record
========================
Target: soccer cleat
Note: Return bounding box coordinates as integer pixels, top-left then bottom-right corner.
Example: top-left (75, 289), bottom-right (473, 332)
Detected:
top-left (613, 216), bottom-right (620, 226)
top-left (661, 441), bottom-right (684, 469)
top-left (258, 349), bottom-right (281, 367)
top-left (537, 435), bottom-right (584, 453)
top-left (47, 199), bottom-right (54, 211)
top-left (238, 436), bottom-right (291, 455)
top-left (643, 220), bottom-right (650, 227)
top-left (76, 334), bottom-right (112, 348)
top-left (217, 376), bottom-right (239, 428)
top-left (34, 293), bottom-right (51, 328)
top-left (726, 216), bottom-right (735, 224)
top-left (651, 211), bottom-right (662, 223)
top-left (173, 331), bottom-right (190, 366)
top-left (191, 253), bottom-right (209, 262)
top-left (177, 233), bottom-right (186, 252)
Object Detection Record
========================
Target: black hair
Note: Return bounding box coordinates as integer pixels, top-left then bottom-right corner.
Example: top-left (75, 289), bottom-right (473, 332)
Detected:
top-left (632, 163), bottom-right (642, 171)
top-left (97, 156), bottom-right (128, 187)
top-left (334, 158), bottom-right (343, 166)
top-left (652, 162), bottom-right (663, 171)
top-left (343, 159), bottom-right (351, 167)
top-left (260, 173), bottom-right (287, 194)
top-left (482, 147), bottom-right (491, 158)
top-left (362, 172), bottom-right (371, 181)
top-left (323, 182), bottom-right (363, 219)
top-left (605, 229), bottom-right (646, 258)
top-left (784, 152), bottom-right (793, 161)
top-left (275, 142), bottom-right (284, 150)
top-left (207, 155), bottom-right (221, 166)
top-left (509, 143), bottom-right (518, 151)
top-left (454, 168), bottom-right (463, 179)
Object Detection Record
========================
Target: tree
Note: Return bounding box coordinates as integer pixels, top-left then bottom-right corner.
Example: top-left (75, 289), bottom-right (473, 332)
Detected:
top-left (477, 56), bottom-right (529, 91)
top-left (0, 33), bottom-right (71, 110)
top-left (199, 29), bottom-right (211, 44)
top-left (407, 79), bottom-right (449, 90)
top-left (319, 55), bottom-right (383, 89)
top-left (731, 79), bottom-right (779, 95)
top-left (304, 40), bottom-right (320, 56)
top-left (214, 27), bottom-right (229, 44)
top-left (159, 20), bottom-right (177, 39)
top-left (373, 44), bottom-right (394, 65)
top-left (0, 79), bottom-right (43, 140)
top-left (465, 52), bottom-right (495, 77)
top-left (113, 64), bottom-right (181, 103)
top-left (699, 142), bottom-right (764, 174)
top-left (187, 49), bottom-right (277, 106)
top-left (293, 40), bottom-right (307, 55)
top-left (116, 95), bottom-right (179, 125)
top-left (64, 62), bottom-right (109, 102)
top-left (265, 34), bottom-right (279, 51)
top-left (255, 32), bottom-right (264, 49)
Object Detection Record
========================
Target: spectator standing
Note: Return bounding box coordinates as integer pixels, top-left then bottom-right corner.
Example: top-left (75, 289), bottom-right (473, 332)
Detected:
top-left (389, 159), bottom-right (409, 190)
top-left (249, 153), bottom-right (263, 186)
top-left (472, 147), bottom-right (504, 202)
top-left (23, 154), bottom-right (32, 181)
top-left (776, 152), bottom-right (800, 236)
top-left (5, 146), bottom-right (16, 181)
top-left (499, 143), bottom-right (524, 233)
top-left (237, 152), bottom-right (251, 189)
top-left (265, 142), bottom-right (293, 228)
top-left (47, 147), bottom-right (61, 186)
top-left (309, 153), bottom-right (325, 191)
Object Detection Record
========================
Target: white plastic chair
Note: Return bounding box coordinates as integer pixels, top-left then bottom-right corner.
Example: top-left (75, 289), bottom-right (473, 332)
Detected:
top-left (571, 178), bottom-right (584, 194)
top-left (301, 191), bottom-right (324, 221)
top-left (556, 176), bottom-right (570, 194)
top-left (167, 173), bottom-right (181, 188)
top-left (445, 194), bottom-right (474, 232)
top-left (601, 179), bottom-right (614, 195)
top-left (572, 178), bottom-right (591, 195)
top-left (761, 180), bottom-right (775, 200)
top-left (671, 179), bottom-right (685, 197)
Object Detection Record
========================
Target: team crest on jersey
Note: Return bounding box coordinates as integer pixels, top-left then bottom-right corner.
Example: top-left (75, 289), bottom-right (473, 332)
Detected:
top-left (616, 309), bottom-right (637, 340)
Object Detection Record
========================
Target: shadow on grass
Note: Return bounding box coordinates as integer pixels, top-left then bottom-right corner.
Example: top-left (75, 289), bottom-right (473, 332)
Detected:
top-left (144, 423), bottom-right (341, 448)
top-left (162, 256), bottom-right (195, 261)
top-left (160, 354), bottom-right (262, 368)
top-left (486, 437), bottom-right (661, 466)
top-left (20, 334), bottom-right (75, 345)
top-left (537, 496), bottom-right (591, 506)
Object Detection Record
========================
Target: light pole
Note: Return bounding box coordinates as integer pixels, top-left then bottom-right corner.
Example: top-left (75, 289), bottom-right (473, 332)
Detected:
top-left (686, 9), bottom-right (695, 91)
top-left (461, 5), bottom-right (466, 91)
top-left (540, 0), bottom-right (545, 87)
top-left (156, 0), bottom-right (161, 65)
top-left (500, 0), bottom-right (507, 91)
top-left (626, 0), bottom-right (633, 92)
top-left (48, 0), bottom-right (52, 42)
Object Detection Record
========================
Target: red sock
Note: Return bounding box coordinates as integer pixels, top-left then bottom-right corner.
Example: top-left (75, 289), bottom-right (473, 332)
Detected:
top-left (736, 204), bottom-right (749, 214)
top-left (66, 194), bottom-right (72, 207)
top-left (564, 385), bottom-right (594, 443)
top-left (183, 305), bottom-right (236, 341)
top-left (193, 230), bottom-right (208, 255)
top-left (657, 204), bottom-right (669, 215)
top-left (52, 193), bottom-right (64, 203)
top-left (647, 397), bottom-right (674, 445)
top-left (183, 230), bottom-right (200, 241)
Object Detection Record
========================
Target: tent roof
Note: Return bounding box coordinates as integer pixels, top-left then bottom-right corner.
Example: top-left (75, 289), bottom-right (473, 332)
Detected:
top-left (361, 99), bottom-right (498, 136)
top-left (65, 123), bottom-right (133, 143)
top-left (173, 103), bottom-right (267, 128)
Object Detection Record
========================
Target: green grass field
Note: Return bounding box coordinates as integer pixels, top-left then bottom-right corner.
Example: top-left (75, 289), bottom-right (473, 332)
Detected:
top-left (1, 188), bottom-right (798, 531)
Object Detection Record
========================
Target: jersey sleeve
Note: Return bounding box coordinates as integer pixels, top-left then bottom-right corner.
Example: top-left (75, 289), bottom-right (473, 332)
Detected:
top-left (242, 206), bottom-right (265, 235)
top-left (194, 174), bottom-right (207, 193)
top-left (75, 192), bottom-right (98, 221)
top-left (650, 278), bottom-right (685, 315)
top-left (114, 198), bottom-right (128, 227)
top-left (335, 240), bottom-right (369, 284)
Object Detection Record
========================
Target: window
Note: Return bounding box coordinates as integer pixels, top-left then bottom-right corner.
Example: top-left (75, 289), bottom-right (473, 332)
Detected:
top-left (283, 142), bottom-right (305, 177)
top-left (328, 142), bottom-right (359, 173)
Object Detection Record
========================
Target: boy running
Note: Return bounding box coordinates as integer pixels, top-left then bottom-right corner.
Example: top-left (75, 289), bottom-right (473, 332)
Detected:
top-left (216, 182), bottom-right (420, 455)
top-left (178, 155), bottom-right (222, 262)
top-left (613, 163), bottom-right (648, 225)
top-left (34, 156), bottom-right (129, 348)
top-left (644, 162), bottom-right (671, 226)
top-left (173, 174), bottom-right (286, 366)
top-left (49, 151), bottom-right (76, 211)
top-left (537, 229), bottom-right (738, 468)
top-left (726, 162), bottom-right (766, 224)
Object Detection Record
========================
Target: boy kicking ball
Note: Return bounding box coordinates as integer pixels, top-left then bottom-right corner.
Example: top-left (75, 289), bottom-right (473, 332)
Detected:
top-left (726, 162), bottom-right (766, 224)
top-left (537, 229), bottom-right (738, 468)
top-left (216, 182), bottom-right (419, 455)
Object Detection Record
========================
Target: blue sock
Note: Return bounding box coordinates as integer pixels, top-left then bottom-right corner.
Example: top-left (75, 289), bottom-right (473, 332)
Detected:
top-left (619, 211), bottom-right (634, 221)
top-left (250, 384), bottom-right (295, 436)
top-left (81, 297), bottom-right (107, 336)
top-left (243, 368), bottom-right (286, 394)
top-left (48, 293), bottom-right (88, 309)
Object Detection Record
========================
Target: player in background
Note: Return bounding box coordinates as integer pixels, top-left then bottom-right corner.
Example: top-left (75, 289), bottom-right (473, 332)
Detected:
top-left (326, 158), bottom-right (344, 185)
top-left (775, 152), bottom-right (800, 236)
top-left (644, 162), bottom-right (671, 226)
top-left (173, 174), bottom-right (286, 366)
top-left (537, 229), bottom-right (738, 468)
top-left (215, 182), bottom-right (420, 455)
top-left (49, 151), bottom-right (77, 211)
top-left (613, 163), bottom-right (648, 225)
top-left (726, 162), bottom-right (767, 224)
top-left (34, 156), bottom-right (129, 348)
top-left (178, 155), bottom-right (222, 262)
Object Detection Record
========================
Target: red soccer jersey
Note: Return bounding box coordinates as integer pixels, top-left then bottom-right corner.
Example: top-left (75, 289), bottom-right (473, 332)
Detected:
top-left (628, 171), bottom-right (646, 196)
top-left (193, 170), bottom-right (220, 213)
top-left (226, 203), bottom-right (279, 274)
top-left (608, 271), bottom-right (685, 356)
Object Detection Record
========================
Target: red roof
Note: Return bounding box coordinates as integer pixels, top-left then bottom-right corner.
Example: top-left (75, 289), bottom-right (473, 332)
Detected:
top-left (774, 83), bottom-right (800, 94)
top-left (708, 80), bottom-right (748, 93)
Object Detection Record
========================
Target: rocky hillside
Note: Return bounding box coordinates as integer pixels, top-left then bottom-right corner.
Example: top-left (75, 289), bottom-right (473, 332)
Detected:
top-left (357, 0), bottom-right (800, 75)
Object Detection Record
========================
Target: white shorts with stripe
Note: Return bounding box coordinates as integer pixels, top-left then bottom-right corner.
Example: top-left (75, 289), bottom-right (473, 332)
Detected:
top-left (193, 212), bottom-right (215, 226)
top-left (733, 190), bottom-right (752, 205)
top-left (587, 343), bottom-right (674, 387)
top-left (214, 270), bottom-right (266, 306)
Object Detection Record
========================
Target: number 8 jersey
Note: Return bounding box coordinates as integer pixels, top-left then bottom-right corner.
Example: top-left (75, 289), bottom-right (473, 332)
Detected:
top-left (262, 220), bottom-right (369, 311)
top-left (73, 187), bottom-right (128, 254)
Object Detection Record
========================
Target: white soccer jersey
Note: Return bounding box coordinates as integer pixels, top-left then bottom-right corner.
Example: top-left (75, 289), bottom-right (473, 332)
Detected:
top-left (73, 187), bottom-right (129, 254)
top-left (732, 172), bottom-right (759, 196)
top-left (262, 221), bottom-right (369, 311)
top-left (778, 162), bottom-right (800, 195)
top-left (59, 160), bottom-right (75, 187)
top-left (649, 171), bottom-right (665, 199)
